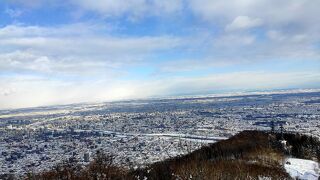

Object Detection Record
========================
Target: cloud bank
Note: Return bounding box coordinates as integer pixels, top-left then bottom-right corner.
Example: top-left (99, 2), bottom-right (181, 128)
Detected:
top-left (0, 0), bottom-right (319, 109)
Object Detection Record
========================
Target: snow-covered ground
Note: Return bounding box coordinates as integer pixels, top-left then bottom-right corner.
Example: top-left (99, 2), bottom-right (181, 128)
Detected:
top-left (284, 158), bottom-right (319, 180)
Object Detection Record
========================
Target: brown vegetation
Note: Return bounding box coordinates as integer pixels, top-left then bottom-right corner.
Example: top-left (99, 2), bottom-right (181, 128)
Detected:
top-left (279, 132), bottom-right (320, 161)
top-left (131, 130), bottom-right (290, 180)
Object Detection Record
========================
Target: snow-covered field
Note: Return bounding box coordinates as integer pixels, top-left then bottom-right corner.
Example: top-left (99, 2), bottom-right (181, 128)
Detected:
top-left (284, 158), bottom-right (319, 180)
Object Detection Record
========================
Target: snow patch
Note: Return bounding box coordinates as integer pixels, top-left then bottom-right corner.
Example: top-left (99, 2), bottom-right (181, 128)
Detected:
top-left (284, 158), bottom-right (319, 180)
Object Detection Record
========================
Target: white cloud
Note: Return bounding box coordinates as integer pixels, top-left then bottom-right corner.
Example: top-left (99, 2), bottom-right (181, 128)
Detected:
top-left (225, 16), bottom-right (263, 31)
top-left (184, 0), bottom-right (320, 63)
top-left (71, 0), bottom-right (183, 19)
top-left (188, 0), bottom-right (318, 24)
top-left (267, 30), bottom-right (310, 44)
top-left (0, 51), bottom-right (52, 73)
top-left (214, 34), bottom-right (256, 47)
top-left (0, 24), bottom-right (184, 76)
top-left (148, 71), bottom-right (320, 97)
top-left (267, 30), bottom-right (285, 41)
top-left (1, 71), bottom-right (319, 109)
top-left (188, 0), bottom-right (320, 41)
top-left (5, 8), bottom-right (23, 18)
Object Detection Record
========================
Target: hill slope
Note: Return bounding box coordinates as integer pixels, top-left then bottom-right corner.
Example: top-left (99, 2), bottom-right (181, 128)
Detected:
top-left (21, 130), bottom-right (320, 180)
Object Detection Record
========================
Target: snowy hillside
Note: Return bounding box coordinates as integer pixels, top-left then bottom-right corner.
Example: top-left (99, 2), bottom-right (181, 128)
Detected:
top-left (284, 158), bottom-right (319, 180)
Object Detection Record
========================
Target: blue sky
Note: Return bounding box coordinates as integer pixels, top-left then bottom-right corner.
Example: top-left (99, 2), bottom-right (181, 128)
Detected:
top-left (0, 0), bottom-right (320, 109)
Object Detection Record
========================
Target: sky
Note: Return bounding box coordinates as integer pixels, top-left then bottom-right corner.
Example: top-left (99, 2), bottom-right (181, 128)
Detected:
top-left (0, 0), bottom-right (320, 109)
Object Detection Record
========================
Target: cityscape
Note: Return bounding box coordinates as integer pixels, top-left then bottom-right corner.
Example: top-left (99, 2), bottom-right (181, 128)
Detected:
top-left (1, 90), bottom-right (319, 177)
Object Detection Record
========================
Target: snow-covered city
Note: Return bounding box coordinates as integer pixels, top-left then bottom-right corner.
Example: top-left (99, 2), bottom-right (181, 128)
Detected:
top-left (1, 90), bottom-right (319, 178)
